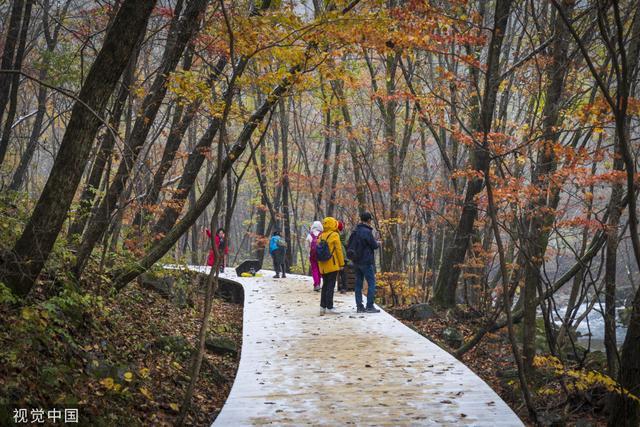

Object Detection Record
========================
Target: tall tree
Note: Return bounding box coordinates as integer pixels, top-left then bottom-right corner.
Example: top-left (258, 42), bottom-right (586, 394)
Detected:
top-left (432, 0), bottom-right (514, 308)
top-left (0, 0), bottom-right (26, 158)
top-left (0, 0), bottom-right (34, 165)
top-left (66, 41), bottom-right (142, 238)
top-left (279, 97), bottom-right (293, 269)
top-left (519, 0), bottom-right (575, 376)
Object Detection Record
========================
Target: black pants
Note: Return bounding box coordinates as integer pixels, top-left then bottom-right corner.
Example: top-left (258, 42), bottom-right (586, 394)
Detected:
top-left (337, 268), bottom-right (347, 291)
top-left (274, 261), bottom-right (286, 276)
top-left (272, 250), bottom-right (286, 276)
top-left (321, 271), bottom-right (338, 309)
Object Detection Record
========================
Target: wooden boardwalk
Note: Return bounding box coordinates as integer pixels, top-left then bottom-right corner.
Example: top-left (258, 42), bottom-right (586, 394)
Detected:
top-left (206, 268), bottom-right (523, 426)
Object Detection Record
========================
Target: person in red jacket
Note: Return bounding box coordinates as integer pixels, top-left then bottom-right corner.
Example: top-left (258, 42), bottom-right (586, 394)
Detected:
top-left (206, 228), bottom-right (229, 273)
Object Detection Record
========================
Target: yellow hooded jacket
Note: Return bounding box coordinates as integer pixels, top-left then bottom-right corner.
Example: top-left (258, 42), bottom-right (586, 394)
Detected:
top-left (317, 217), bottom-right (345, 274)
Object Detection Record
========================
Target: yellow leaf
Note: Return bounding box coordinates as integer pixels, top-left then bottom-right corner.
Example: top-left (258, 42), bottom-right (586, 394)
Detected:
top-left (169, 403), bottom-right (179, 412)
top-left (100, 377), bottom-right (115, 390)
top-left (139, 368), bottom-right (150, 378)
top-left (139, 387), bottom-right (153, 400)
top-left (124, 372), bottom-right (133, 382)
top-left (21, 307), bottom-right (34, 320)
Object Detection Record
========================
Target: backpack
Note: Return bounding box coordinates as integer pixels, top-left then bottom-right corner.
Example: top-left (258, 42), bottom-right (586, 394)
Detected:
top-left (316, 232), bottom-right (334, 262)
top-left (269, 236), bottom-right (280, 254)
top-left (346, 230), bottom-right (362, 262)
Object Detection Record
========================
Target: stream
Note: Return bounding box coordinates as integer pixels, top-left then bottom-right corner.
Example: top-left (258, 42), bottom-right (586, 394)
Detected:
top-left (550, 302), bottom-right (628, 351)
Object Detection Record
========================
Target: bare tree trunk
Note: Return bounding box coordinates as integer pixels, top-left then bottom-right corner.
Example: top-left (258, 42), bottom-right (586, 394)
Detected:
top-left (609, 282), bottom-right (640, 426)
top-left (254, 136), bottom-right (269, 262)
top-left (135, 57), bottom-right (230, 231)
top-left (382, 52), bottom-right (400, 273)
top-left (9, 71), bottom-right (48, 191)
top-left (326, 120), bottom-right (341, 217)
top-left (331, 80), bottom-right (366, 213)
top-left (279, 97), bottom-right (293, 269)
top-left (68, 44), bottom-right (140, 238)
top-left (176, 132), bottom-right (224, 424)
top-left (316, 83), bottom-right (332, 217)
top-left (519, 0), bottom-right (574, 376)
top-left (485, 164), bottom-right (537, 422)
top-left (0, 0), bottom-right (33, 164)
top-left (605, 154), bottom-right (624, 379)
top-left (0, 0), bottom-right (25, 155)
top-left (133, 54), bottom-right (198, 228)
top-left (187, 122), bottom-right (201, 265)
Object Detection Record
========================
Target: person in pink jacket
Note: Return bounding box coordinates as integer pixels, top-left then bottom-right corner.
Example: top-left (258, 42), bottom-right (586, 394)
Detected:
top-left (306, 221), bottom-right (323, 291)
top-left (206, 228), bottom-right (229, 273)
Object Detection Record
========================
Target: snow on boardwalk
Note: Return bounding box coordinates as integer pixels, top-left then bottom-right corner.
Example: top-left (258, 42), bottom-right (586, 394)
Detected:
top-left (198, 267), bottom-right (523, 426)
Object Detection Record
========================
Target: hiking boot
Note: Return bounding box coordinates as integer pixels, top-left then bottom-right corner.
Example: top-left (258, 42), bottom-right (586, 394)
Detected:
top-left (282, 274), bottom-right (287, 278)
top-left (356, 305), bottom-right (366, 313)
top-left (326, 308), bottom-right (339, 315)
top-left (320, 308), bottom-right (326, 316)
top-left (365, 307), bottom-right (380, 313)
top-left (313, 285), bottom-right (321, 292)
top-left (273, 274), bottom-right (280, 279)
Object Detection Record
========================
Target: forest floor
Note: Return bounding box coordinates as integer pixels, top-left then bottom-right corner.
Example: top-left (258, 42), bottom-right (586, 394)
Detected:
top-left (399, 307), bottom-right (609, 427)
top-left (0, 273), bottom-right (242, 426)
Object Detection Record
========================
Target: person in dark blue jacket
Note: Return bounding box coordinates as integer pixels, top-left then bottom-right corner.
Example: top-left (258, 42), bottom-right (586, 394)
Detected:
top-left (346, 212), bottom-right (380, 313)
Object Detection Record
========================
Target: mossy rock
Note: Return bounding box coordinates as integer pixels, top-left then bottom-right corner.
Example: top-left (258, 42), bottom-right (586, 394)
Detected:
top-left (394, 304), bottom-right (437, 321)
top-left (205, 335), bottom-right (238, 356)
top-left (85, 357), bottom-right (135, 385)
top-left (147, 335), bottom-right (191, 356)
top-left (442, 327), bottom-right (463, 348)
top-left (584, 350), bottom-right (607, 372)
top-left (496, 368), bottom-right (519, 379)
top-left (537, 411), bottom-right (565, 427)
top-left (85, 357), bottom-right (114, 378)
top-left (496, 369), bottom-right (521, 400)
top-left (139, 273), bottom-right (175, 298)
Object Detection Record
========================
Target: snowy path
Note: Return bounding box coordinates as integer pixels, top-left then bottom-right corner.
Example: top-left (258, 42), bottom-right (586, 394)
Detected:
top-left (198, 267), bottom-right (523, 426)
